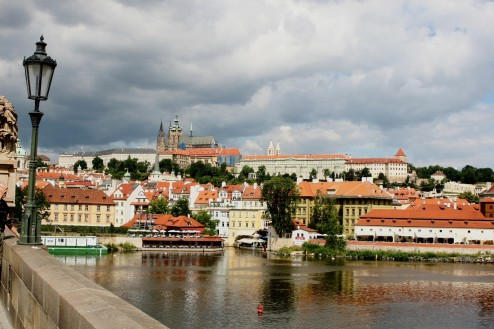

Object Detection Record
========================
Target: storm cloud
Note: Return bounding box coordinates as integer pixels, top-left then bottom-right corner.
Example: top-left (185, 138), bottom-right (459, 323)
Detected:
top-left (1, 0), bottom-right (494, 167)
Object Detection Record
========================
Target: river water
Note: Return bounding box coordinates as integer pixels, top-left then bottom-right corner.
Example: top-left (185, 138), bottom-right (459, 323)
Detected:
top-left (55, 249), bottom-right (494, 329)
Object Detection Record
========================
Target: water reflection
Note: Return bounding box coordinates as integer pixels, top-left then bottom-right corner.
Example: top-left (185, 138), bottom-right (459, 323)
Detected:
top-left (55, 250), bottom-right (494, 329)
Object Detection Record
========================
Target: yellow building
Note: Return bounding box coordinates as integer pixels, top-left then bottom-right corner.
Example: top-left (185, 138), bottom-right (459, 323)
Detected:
top-left (227, 185), bottom-right (269, 244)
top-left (295, 181), bottom-right (394, 237)
top-left (42, 185), bottom-right (115, 227)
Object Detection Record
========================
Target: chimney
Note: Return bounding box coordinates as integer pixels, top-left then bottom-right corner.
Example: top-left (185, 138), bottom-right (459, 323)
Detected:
top-left (221, 181), bottom-right (226, 188)
top-left (254, 183), bottom-right (258, 190)
top-left (454, 202), bottom-right (457, 210)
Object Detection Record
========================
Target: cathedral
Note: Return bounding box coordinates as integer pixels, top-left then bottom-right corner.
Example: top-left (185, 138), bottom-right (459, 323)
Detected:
top-left (156, 115), bottom-right (217, 152)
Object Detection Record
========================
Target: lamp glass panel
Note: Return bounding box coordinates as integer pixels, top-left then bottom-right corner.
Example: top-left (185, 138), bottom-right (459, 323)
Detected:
top-left (40, 64), bottom-right (54, 98)
top-left (27, 63), bottom-right (41, 98)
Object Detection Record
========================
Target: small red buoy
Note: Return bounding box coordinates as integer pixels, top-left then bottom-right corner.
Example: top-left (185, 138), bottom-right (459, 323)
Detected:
top-left (257, 305), bottom-right (264, 314)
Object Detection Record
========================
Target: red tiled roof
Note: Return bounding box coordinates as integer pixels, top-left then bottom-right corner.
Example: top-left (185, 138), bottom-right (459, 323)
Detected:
top-left (297, 181), bottom-right (392, 199)
top-left (122, 214), bottom-right (204, 232)
top-left (356, 218), bottom-right (494, 229)
top-left (359, 204), bottom-right (486, 222)
top-left (242, 185), bottom-right (262, 199)
top-left (395, 148), bottom-right (406, 157)
top-left (43, 185), bottom-right (114, 205)
top-left (111, 183), bottom-right (136, 200)
top-left (243, 154), bottom-right (349, 160)
top-left (219, 148), bottom-right (241, 156)
top-left (481, 197), bottom-right (494, 203)
top-left (64, 181), bottom-right (94, 187)
top-left (411, 198), bottom-right (470, 207)
top-left (195, 190), bottom-right (218, 205)
top-left (346, 158), bottom-right (405, 164)
top-left (292, 219), bottom-right (318, 232)
top-left (37, 172), bottom-right (80, 181)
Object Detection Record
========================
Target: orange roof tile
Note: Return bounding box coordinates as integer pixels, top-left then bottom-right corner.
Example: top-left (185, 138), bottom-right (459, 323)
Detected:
top-left (297, 181), bottom-right (392, 199)
top-left (346, 158), bottom-right (405, 164)
top-left (195, 190), bottom-right (218, 205)
top-left (242, 185), bottom-right (262, 199)
top-left (395, 148), bottom-right (406, 157)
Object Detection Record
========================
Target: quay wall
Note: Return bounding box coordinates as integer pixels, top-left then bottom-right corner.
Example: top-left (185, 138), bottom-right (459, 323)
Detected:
top-left (347, 241), bottom-right (494, 255)
top-left (0, 232), bottom-right (167, 329)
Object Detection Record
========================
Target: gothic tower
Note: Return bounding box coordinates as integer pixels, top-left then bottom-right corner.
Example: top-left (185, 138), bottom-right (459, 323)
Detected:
top-left (167, 115), bottom-right (182, 151)
top-left (156, 121), bottom-right (166, 153)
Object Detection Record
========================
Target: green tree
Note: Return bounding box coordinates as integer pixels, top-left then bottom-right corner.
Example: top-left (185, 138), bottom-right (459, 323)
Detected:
top-left (323, 169), bottom-right (330, 180)
top-left (73, 160), bottom-right (87, 173)
top-left (461, 165), bottom-right (478, 184)
top-left (194, 210), bottom-right (217, 235)
top-left (360, 167), bottom-right (371, 178)
top-left (345, 169), bottom-right (356, 181)
top-left (171, 198), bottom-right (190, 217)
top-left (239, 165), bottom-right (254, 180)
top-left (92, 156), bottom-right (104, 172)
top-left (256, 165), bottom-right (267, 184)
top-left (377, 173), bottom-right (390, 188)
top-left (262, 176), bottom-right (297, 237)
top-left (34, 157), bottom-right (48, 168)
top-left (458, 191), bottom-right (480, 204)
top-left (309, 168), bottom-right (318, 180)
top-left (148, 197), bottom-right (169, 214)
top-left (309, 195), bottom-right (345, 251)
top-left (14, 186), bottom-right (50, 223)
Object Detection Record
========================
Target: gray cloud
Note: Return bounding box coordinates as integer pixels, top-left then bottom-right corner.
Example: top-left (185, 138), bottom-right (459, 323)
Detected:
top-left (1, 0), bottom-right (494, 167)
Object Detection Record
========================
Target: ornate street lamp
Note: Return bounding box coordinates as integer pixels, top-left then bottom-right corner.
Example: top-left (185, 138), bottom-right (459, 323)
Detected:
top-left (19, 36), bottom-right (57, 245)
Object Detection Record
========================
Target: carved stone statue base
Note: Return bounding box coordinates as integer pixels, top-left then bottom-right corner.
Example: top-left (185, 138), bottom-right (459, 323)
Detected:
top-left (0, 159), bottom-right (17, 207)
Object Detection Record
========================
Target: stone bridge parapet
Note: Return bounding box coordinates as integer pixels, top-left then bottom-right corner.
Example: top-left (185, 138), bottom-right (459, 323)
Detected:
top-left (0, 232), bottom-right (168, 329)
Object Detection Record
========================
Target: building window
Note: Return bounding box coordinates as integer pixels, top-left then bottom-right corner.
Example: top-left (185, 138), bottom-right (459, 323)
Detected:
top-left (70, 214), bottom-right (74, 221)
top-left (70, 205), bottom-right (74, 211)
top-left (106, 215), bottom-right (110, 223)
top-left (85, 205), bottom-right (89, 211)
top-left (78, 214), bottom-right (82, 222)
top-left (53, 204), bottom-right (58, 210)
top-left (97, 206), bottom-right (101, 212)
top-left (63, 214), bottom-right (67, 221)
top-left (54, 213), bottom-right (58, 220)
top-left (85, 215), bottom-right (88, 222)
top-left (64, 204), bottom-right (67, 211)
top-left (79, 205), bottom-right (82, 211)
top-left (106, 206), bottom-right (111, 212)
top-left (251, 222), bottom-right (254, 228)
top-left (97, 215), bottom-right (101, 222)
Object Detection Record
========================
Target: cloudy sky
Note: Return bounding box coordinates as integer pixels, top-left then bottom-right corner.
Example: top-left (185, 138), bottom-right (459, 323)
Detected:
top-left (1, 0), bottom-right (494, 168)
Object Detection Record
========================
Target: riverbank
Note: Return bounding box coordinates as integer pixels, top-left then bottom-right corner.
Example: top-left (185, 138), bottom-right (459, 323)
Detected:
top-left (276, 242), bottom-right (494, 263)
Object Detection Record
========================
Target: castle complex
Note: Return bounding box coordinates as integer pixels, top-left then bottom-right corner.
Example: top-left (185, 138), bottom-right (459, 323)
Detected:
top-left (157, 115), bottom-right (217, 152)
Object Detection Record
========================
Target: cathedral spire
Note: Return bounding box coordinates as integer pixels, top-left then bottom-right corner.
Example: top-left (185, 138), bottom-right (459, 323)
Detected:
top-left (159, 121), bottom-right (163, 132)
top-left (190, 122), bottom-right (193, 137)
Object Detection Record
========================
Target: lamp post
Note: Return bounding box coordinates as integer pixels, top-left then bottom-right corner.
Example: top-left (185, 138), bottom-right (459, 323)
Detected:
top-left (19, 36), bottom-right (57, 245)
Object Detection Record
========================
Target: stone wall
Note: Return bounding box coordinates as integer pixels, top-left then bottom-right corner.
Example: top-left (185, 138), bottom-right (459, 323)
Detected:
top-left (347, 241), bottom-right (494, 255)
top-left (0, 233), bottom-right (167, 329)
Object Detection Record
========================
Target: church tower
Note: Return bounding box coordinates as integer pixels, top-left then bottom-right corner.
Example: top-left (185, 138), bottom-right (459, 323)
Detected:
top-left (267, 141), bottom-right (275, 156)
top-left (167, 115), bottom-right (182, 151)
top-left (156, 121), bottom-right (166, 153)
top-left (275, 143), bottom-right (281, 155)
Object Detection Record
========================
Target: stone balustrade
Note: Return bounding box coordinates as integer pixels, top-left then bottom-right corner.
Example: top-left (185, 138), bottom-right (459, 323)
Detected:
top-left (0, 232), bottom-right (168, 329)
